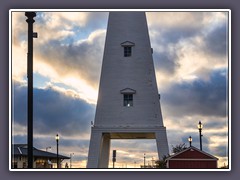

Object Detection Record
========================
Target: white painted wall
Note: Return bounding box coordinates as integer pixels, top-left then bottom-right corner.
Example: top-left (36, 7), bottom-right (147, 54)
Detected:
top-left (95, 12), bottom-right (164, 127)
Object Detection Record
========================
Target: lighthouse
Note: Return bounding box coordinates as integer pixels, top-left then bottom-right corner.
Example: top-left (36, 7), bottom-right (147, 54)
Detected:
top-left (87, 12), bottom-right (169, 168)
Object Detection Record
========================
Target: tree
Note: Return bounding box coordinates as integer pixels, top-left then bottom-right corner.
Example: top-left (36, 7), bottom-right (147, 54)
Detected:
top-left (155, 155), bottom-right (169, 168)
top-left (155, 143), bottom-right (188, 168)
top-left (171, 143), bottom-right (188, 154)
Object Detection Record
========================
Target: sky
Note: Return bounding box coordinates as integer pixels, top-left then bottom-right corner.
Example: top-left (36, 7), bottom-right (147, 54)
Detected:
top-left (11, 10), bottom-right (229, 169)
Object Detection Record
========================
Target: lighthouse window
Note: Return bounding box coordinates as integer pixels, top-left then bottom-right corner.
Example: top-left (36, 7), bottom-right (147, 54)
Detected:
top-left (124, 46), bottom-right (132, 57)
top-left (123, 94), bottom-right (133, 107)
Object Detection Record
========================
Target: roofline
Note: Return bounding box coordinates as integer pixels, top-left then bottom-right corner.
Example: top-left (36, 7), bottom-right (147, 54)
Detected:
top-left (13, 144), bottom-right (70, 159)
top-left (168, 158), bottom-right (218, 161)
top-left (166, 146), bottom-right (219, 161)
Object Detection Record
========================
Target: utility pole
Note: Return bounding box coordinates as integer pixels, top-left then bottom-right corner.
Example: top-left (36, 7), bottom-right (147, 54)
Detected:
top-left (144, 153), bottom-right (146, 168)
top-left (25, 12), bottom-right (37, 168)
top-left (112, 150), bottom-right (116, 168)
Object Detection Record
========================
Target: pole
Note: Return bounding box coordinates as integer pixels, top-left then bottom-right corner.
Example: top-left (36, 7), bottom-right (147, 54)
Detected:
top-left (112, 150), bottom-right (116, 168)
top-left (199, 129), bottom-right (202, 151)
top-left (57, 138), bottom-right (59, 168)
top-left (144, 153), bottom-right (146, 168)
top-left (25, 12), bottom-right (36, 169)
top-left (198, 121), bottom-right (203, 151)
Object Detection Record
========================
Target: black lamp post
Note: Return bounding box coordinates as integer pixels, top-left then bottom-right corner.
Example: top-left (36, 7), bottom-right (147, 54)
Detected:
top-left (143, 153), bottom-right (146, 168)
top-left (25, 11), bottom-right (37, 169)
top-left (56, 134), bottom-right (59, 168)
top-left (198, 121), bottom-right (203, 151)
top-left (112, 150), bottom-right (116, 168)
top-left (188, 136), bottom-right (192, 147)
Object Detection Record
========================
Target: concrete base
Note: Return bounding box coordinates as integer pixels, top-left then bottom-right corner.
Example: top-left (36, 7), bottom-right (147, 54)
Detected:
top-left (86, 126), bottom-right (169, 168)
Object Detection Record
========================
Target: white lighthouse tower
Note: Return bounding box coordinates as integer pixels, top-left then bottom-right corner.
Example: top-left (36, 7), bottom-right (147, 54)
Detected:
top-left (87, 12), bottom-right (169, 168)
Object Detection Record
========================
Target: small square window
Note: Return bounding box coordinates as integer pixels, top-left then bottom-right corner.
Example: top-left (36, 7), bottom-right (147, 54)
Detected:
top-left (124, 46), bottom-right (132, 57)
top-left (124, 94), bottom-right (133, 107)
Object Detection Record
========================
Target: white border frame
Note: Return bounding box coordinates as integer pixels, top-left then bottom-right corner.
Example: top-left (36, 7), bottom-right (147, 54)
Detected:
top-left (9, 9), bottom-right (231, 172)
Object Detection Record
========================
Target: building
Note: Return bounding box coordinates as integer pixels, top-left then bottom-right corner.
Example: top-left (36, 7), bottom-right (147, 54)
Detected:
top-left (166, 146), bottom-right (218, 169)
top-left (12, 144), bottom-right (70, 168)
top-left (87, 12), bottom-right (169, 168)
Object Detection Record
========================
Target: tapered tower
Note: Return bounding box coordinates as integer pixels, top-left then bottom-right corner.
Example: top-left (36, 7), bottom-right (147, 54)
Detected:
top-left (87, 12), bottom-right (169, 168)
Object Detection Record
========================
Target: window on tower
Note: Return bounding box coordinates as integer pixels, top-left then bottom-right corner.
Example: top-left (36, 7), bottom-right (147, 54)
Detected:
top-left (123, 94), bottom-right (133, 107)
top-left (121, 41), bottom-right (135, 57)
top-left (124, 46), bottom-right (132, 57)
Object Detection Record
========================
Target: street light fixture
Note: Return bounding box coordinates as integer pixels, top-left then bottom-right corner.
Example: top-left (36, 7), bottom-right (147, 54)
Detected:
top-left (188, 136), bottom-right (192, 147)
top-left (198, 121), bottom-right (203, 151)
top-left (55, 134), bottom-right (60, 168)
top-left (70, 153), bottom-right (74, 168)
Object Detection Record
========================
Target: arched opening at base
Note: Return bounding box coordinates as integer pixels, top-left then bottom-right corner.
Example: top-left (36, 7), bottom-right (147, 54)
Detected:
top-left (108, 139), bottom-right (158, 168)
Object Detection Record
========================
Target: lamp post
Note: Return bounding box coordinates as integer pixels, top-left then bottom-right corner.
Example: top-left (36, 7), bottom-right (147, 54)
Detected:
top-left (143, 153), bottom-right (146, 168)
top-left (188, 136), bottom-right (192, 147)
top-left (198, 121), bottom-right (203, 151)
top-left (55, 134), bottom-right (59, 168)
top-left (112, 150), bottom-right (116, 168)
top-left (46, 146), bottom-right (51, 152)
top-left (70, 153), bottom-right (74, 168)
top-left (25, 11), bottom-right (37, 169)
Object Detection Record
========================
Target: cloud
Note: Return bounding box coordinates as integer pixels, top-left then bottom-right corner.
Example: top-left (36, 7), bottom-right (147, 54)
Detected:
top-left (203, 23), bottom-right (228, 56)
top-left (11, 12), bottom-right (108, 104)
top-left (35, 28), bottom-right (106, 87)
top-left (161, 69), bottom-right (227, 118)
top-left (147, 12), bottom-right (228, 90)
top-left (13, 80), bottom-right (95, 139)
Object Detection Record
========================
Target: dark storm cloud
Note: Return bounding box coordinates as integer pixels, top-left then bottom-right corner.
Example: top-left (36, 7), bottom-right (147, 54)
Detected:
top-left (13, 80), bottom-right (95, 138)
top-left (161, 69), bottom-right (227, 117)
top-left (13, 81), bottom-right (27, 126)
top-left (203, 23), bottom-right (227, 56)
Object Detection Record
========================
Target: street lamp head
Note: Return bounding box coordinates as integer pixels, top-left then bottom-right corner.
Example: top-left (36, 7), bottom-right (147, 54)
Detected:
top-left (188, 136), bottom-right (192, 143)
top-left (56, 134), bottom-right (59, 141)
top-left (198, 121), bottom-right (203, 130)
top-left (188, 136), bottom-right (192, 147)
top-left (25, 12), bottom-right (36, 18)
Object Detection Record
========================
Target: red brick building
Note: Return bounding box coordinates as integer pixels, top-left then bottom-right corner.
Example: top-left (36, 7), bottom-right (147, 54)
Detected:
top-left (166, 146), bottom-right (218, 169)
